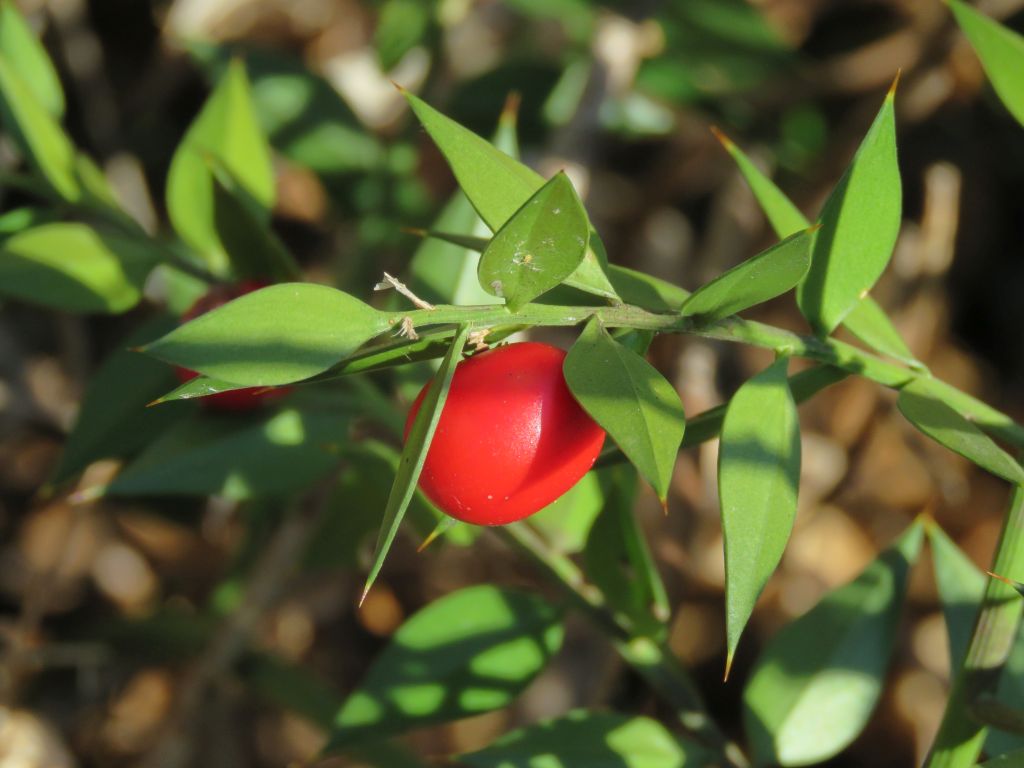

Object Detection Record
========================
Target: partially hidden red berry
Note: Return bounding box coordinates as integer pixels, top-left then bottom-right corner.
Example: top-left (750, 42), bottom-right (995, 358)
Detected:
top-left (404, 342), bottom-right (606, 526)
top-left (176, 281), bottom-right (291, 412)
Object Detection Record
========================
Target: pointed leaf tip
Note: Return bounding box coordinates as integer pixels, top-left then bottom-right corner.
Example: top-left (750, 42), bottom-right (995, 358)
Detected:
top-left (724, 654), bottom-right (735, 682)
top-left (709, 125), bottom-right (735, 150)
top-left (390, 79), bottom-right (407, 93)
top-left (501, 91), bottom-right (522, 123)
top-left (887, 70), bottom-right (902, 99)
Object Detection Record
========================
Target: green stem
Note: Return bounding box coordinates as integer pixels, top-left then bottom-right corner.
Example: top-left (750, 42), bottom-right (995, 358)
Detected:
top-left (925, 485), bottom-right (1024, 767)
top-left (495, 523), bottom-right (748, 767)
top-left (394, 306), bottom-right (1024, 449)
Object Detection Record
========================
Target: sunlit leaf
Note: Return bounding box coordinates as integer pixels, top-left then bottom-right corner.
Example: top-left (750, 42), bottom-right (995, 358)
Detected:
top-left (105, 406), bottom-right (350, 500)
top-left (478, 172), bottom-right (588, 310)
top-left (0, 223), bottom-right (157, 313)
top-left (143, 283), bottom-right (390, 386)
top-left (326, 584), bottom-right (563, 750)
top-left (720, 356), bottom-right (801, 675)
top-left (797, 81), bottom-right (901, 335)
top-left (458, 710), bottom-right (715, 768)
top-left (51, 316), bottom-right (196, 485)
top-left (898, 380), bottom-right (1024, 485)
top-left (564, 317), bottom-right (685, 502)
top-left (949, 0), bottom-right (1024, 127)
top-left (743, 522), bottom-right (923, 765)
top-left (0, 0), bottom-right (63, 117)
top-left (715, 127), bottom-right (912, 359)
top-left (0, 56), bottom-right (78, 199)
top-left (361, 327), bottom-right (469, 600)
top-left (166, 59), bottom-right (274, 272)
top-left (608, 264), bottom-right (689, 312)
top-left (403, 90), bottom-right (619, 302)
top-left (681, 229), bottom-right (813, 323)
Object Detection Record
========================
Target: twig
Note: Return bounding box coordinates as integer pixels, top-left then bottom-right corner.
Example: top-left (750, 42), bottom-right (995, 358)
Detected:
top-left (141, 473), bottom-right (339, 768)
top-left (375, 272), bottom-right (435, 310)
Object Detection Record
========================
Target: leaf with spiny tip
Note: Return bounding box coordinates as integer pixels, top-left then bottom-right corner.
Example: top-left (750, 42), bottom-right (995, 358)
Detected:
top-left (361, 325), bottom-right (470, 605)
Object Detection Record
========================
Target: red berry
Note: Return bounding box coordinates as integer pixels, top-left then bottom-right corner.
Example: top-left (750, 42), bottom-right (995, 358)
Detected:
top-left (176, 281), bottom-right (290, 411)
top-left (404, 342), bottom-right (605, 526)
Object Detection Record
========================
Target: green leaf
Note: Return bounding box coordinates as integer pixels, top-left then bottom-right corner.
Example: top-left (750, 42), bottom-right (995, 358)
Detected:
top-left (478, 172), bottom-right (589, 311)
top-left (458, 710), bottom-right (716, 768)
top-left (712, 126), bottom-right (809, 238)
top-left (583, 467), bottom-right (670, 637)
top-left (0, 56), bottom-right (78, 200)
top-left (0, 223), bottom-right (157, 313)
top-left (980, 748), bottom-right (1024, 767)
top-left (402, 90), bottom-right (619, 302)
top-left (142, 283), bottom-right (390, 386)
top-left (564, 317), bottom-right (686, 503)
top-left (720, 357), bottom-right (801, 675)
top-left (326, 584), bottom-right (563, 750)
top-left (105, 406), bottom-right (350, 500)
top-left (530, 469), bottom-right (605, 554)
top-left (608, 264), bottom-right (689, 312)
top-left (797, 82), bottom-right (901, 335)
top-left (842, 296), bottom-right (915, 362)
top-left (166, 59), bottom-right (274, 272)
top-left (189, 43), bottom-right (382, 183)
top-left (51, 316), bottom-right (196, 485)
top-left (949, 0), bottom-right (1024, 127)
top-left (743, 522), bottom-right (923, 766)
top-left (680, 229), bottom-right (813, 323)
top-left (0, 0), bottom-right (63, 117)
top-left (361, 326), bottom-right (469, 600)
top-left (209, 159), bottom-right (301, 281)
top-left (0, 206), bottom-right (58, 239)
top-left (715, 127), bottom-right (912, 359)
top-left (927, 521), bottom-right (986, 670)
top-left (409, 100), bottom-right (525, 307)
top-left (374, 0), bottom-right (431, 70)
top-left (898, 380), bottom-right (1024, 485)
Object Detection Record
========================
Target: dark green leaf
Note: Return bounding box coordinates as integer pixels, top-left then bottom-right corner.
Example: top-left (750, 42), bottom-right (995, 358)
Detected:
top-left (720, 357), bottom-right (801, 674)
top-left (564, 318), bottom-right (685, 502)
top-left (898, 380), bottom-right (1024, 485)
top-left (478, 172), bottom-right (589, 310)
top-left (583, 467), bottom-right (670, 637)
top-left (458, 709), bottom-right (715, 768)
top-left (51, 316), bottom-right (196, 485)
top-left (0, 56), bottom-right (78, 200)
top-left (362, 327), bottom-right (470, 600)
top-left (105, 406), bottom-right (350, 500)
top-left (980, 748), bottom-right (1024, 767)
top-left (949, 0), bottom-right (1024, 127)
top-left (210, 159), bottom-right (300, 281)
top-left (680, 229), bottom-right (813, 323)
top-left (797, 82), bottom-right (901, 335)
top-left (743, 522), bottom-right (923, 765)
top-left (0, 0), bottom-right (63, 117)
top-left (927, 521), bottom-right (985, 670)
top-left (0, 223), bottom-right (157, 313)
top-left (142, 283), bottom-right (390, 386)
top-left (326, 585), bottom-right (563, 750)
top-left (238, 653), bottom-right (343, 729)
top-left (166, 59), bottom-right (274, 272)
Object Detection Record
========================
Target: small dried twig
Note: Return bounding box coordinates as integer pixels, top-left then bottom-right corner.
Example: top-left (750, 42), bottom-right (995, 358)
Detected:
top-left (375, 272), bottom-right (435, 310)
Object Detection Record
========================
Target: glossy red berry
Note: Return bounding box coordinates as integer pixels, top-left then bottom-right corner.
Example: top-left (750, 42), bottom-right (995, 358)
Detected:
top-left (404, 342), bottom-right (606, 526)
top-left (176, 281), bottom-right (290, 412)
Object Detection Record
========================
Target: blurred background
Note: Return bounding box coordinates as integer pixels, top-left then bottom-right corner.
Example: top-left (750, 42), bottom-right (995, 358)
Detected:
top-left (1, 0), bottom-right (1024, 765)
